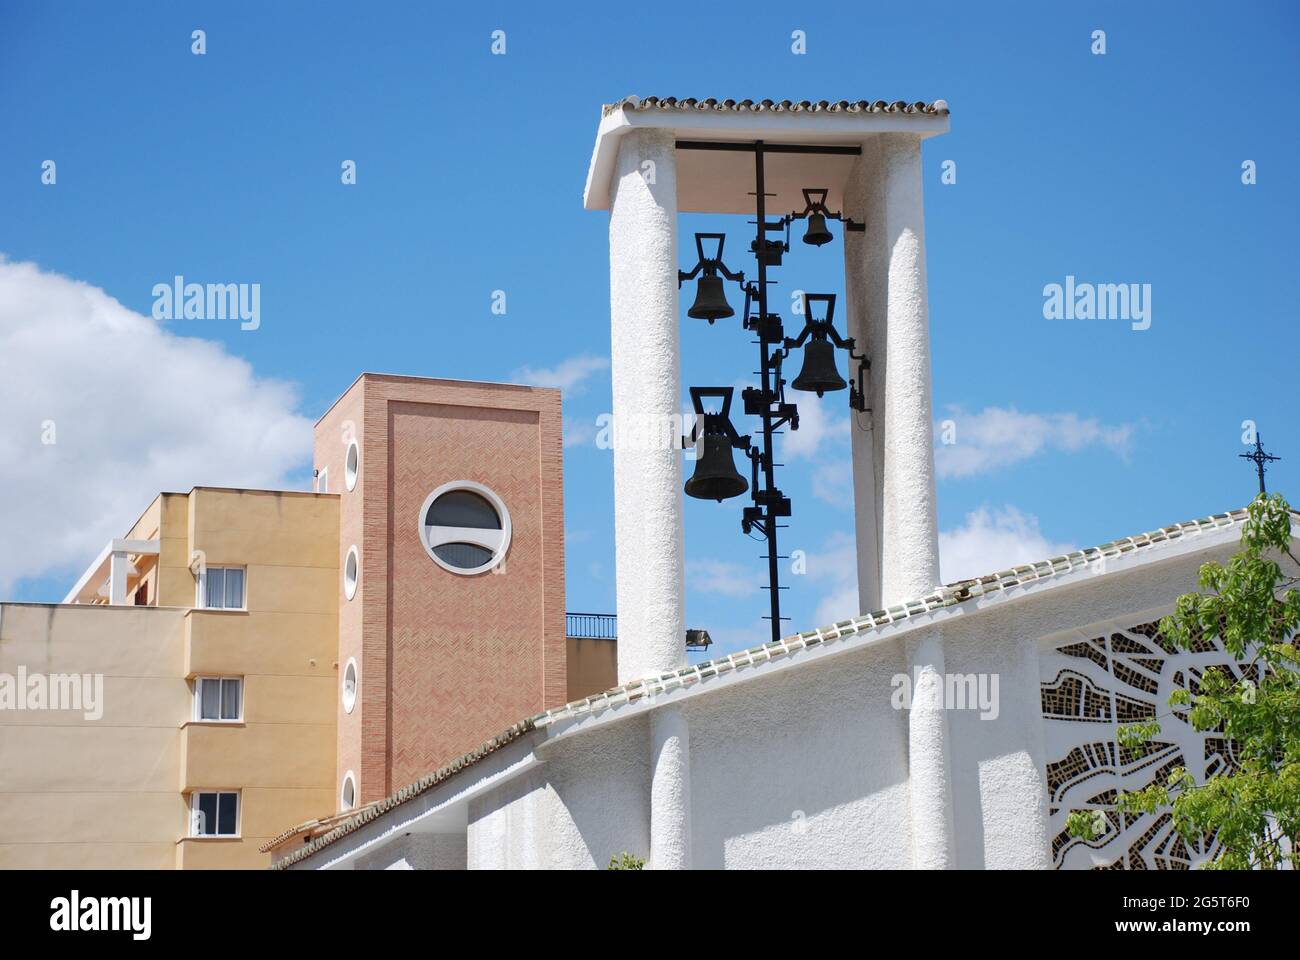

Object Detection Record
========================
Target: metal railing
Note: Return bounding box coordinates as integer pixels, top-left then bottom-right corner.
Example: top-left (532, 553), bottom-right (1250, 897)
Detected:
top-left (566, 612), bottom-right (617, 640)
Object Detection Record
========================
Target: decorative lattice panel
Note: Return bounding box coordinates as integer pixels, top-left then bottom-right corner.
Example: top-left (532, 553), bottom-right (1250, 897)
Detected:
top-left (1040, 619), bottom-right (1251, 869)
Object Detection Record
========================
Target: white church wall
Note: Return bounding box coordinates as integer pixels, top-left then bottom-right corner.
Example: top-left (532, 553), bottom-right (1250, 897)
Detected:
top-left (467, 715), bottom-right (650, 869)
top-left (943, 604), bottom-right (1052, 869)
top-left (302, 524), bottom-right (1248, 870)
top-left (683, 635), bottom-right (912, 868)
top-left (354, 833), bottom-right (466, 871)
top-left (464, 538), bottom-right (1232, 870)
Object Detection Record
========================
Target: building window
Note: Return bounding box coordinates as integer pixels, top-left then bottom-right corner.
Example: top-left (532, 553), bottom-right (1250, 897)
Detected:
top-left (341, 657), bottom-right (358, 714)
top-left (341, 772), bottom-right (356, 811)
top-left (345, 440), bottom-right (360, 491)
top-left (195, 676), bottom-right (242, 722)
top-left (316, 467), bottom-right (329, 493)
top-left (199, 566), bottom-right (245, 610)
top-left (417, 482), bottom-right (512, 576)
top-left (191, 791), bottom-right (239, 837)
top-left (344, 546), bottom-right (359, 601)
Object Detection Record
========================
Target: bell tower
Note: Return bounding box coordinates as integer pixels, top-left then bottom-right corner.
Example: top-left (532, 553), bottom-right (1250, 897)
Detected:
top-left (585, 97), bottom-right (949, 643)
top-left (585, 96), bottom-right (952, 869)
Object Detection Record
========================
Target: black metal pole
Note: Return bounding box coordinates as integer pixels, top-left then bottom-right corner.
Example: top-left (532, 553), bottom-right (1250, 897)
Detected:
top-left (754, 142), bottom-right (783, 645)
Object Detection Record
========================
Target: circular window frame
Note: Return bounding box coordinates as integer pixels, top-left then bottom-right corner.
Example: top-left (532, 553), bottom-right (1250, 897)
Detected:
top-left (341, 657), bottom-right (358, 714)
top-left (344, 545), bottom-right (359, 601)
top-left (341, 771), bottom-right (356, 811)
top-left (344, 440), bottom-right (360, 492)
top-left (417, 481), bottom-right (511, 576)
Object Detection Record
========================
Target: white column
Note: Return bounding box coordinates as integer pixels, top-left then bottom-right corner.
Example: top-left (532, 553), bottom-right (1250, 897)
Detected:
top-left (848, 135), bottom-right (951, 867)
top-left (878, 133), bottom-right (941, 606)
top-left (608, 128), bottom-right (685, 684)
top-left (880, 135), bottom-right (951, 868)
top-left (842, 142), bottom-right (885, 615)
top-left (109, 551), bottom-right (129, 606)
top-left (649, 705), bottom-right (691, 869)
top-left (907, 629), bottom-right (954, 868)
top-left (608, 129), bottom-right (692, 869)
top-left (844, 134), bottom-right (941, 612)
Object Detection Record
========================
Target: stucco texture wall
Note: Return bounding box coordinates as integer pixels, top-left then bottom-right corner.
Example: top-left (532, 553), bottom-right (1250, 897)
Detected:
top-left (0, 603), bottom-right (189, 868)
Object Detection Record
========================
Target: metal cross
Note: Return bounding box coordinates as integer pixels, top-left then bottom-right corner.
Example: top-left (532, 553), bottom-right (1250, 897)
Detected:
top-left (1239, 433), bottom-right (1281, 495)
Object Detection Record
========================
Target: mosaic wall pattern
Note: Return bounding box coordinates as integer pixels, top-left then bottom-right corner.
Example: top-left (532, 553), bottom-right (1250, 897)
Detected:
top-left (1040, 618), bottom-right (1250, 869)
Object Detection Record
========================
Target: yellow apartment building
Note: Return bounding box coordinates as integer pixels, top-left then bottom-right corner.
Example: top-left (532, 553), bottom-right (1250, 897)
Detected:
top-left (0, 374), bottom-right (616, 868)
top-left (0, 487), bottom-right (339, 868)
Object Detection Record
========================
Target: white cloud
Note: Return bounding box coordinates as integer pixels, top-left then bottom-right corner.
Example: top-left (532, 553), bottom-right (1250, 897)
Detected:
top-left (562, 415), bottom-right (599, 448)
top-left (802, 532), bottom-right (859, 627)
top-left (781, 391), bottom-right (846, 461)
top-left (939, 505), bottom-right (1075, 583)
top-left (685, 558), bottom-right (761, 598)
top-left (0, 258), bottom-right (312, 594)
top-left (935, 405), bottom-right (1134, 479)
top-left (804, 506), bottom-right (1074, 626)
top-left (811, 460), bottom-right (852, 508)
top-left (513, 354), bottom-right (609, 394)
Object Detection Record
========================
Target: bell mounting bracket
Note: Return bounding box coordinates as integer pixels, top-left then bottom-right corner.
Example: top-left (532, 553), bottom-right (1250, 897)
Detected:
top-left (681, 386), bottom-right (751, 451)
top-left (782, 187), bottom-right (865, 233)
top-left (678, 233), bottom-right (745, 287)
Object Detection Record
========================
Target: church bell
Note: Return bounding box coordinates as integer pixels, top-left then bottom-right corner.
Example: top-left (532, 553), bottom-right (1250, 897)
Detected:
top-left (791, 338), bottom-right (847, 397)
top-left (802, 212), bottom-right (833, 246)
top-left (684, 414), bottom-right (748, 502)
top-left (688, 274), bottom-right (734, 322)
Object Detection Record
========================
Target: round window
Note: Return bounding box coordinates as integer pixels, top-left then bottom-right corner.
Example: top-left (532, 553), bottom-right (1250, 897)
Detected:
top-left (341, 771), bottom-right (356, 811)
top-left (342, 657), bottom-right (358, 714)
top-left (417, 482), bottom-right (511, 575)
top-left (345, 440), bottom-right (360, 492)
top-left (344, 545), bottom-right (359, 600)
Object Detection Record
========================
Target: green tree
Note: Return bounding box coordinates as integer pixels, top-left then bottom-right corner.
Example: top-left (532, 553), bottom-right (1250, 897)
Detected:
top-left (1067, 493), bottom-right (1300, 869)
top-left (607, 851), bottom-right (646, 870)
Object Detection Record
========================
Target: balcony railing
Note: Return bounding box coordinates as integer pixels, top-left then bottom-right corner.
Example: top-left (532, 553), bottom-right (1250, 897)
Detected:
top-left (565, 613), bottom-right (712, 652)
top-left (566, 612), bottom-right (617, 640)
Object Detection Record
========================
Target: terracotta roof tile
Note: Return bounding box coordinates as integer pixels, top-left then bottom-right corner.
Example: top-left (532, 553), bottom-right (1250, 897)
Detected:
top-left (603, 96), bottom-right (949, 117)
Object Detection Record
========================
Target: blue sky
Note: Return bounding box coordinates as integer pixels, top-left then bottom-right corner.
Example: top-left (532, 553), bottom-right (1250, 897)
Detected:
top-left (2, 1), bottom-right (1297, 654)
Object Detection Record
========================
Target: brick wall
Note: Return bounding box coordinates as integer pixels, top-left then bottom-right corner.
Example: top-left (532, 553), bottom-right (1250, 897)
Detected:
top-left (314, 374), bottom-right (565, 803)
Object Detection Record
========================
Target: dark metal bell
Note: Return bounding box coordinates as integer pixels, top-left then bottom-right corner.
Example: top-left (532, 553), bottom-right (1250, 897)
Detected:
top-left (688, 275), bottom-right (734, 321)
top-left (791, 339), bottom-right (847, 396)
top-left (684, 417), bottom-right (748, 502)
top-left (802, 212), bottom-right (833, 246)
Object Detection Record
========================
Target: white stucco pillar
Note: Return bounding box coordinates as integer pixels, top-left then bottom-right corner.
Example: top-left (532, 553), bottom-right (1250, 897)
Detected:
top-left (608, 128), bottom-right (686, 684)
top-left (848, 135), bottom-right (951, 867)
top-left (882, 137), bottom-right (951, 868)
top-left (842, 142), bottom-right (885, 615)
top-left (608, 129), bottom-right (692, 869)
top-left (878, 133), bottom-right (941, 606)
top-left (907, 629), bottom-right (955, 868)
top-left (649, 705), bottom-right (691, 869)
top-left (843, 134), bottom-right (940, 612)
